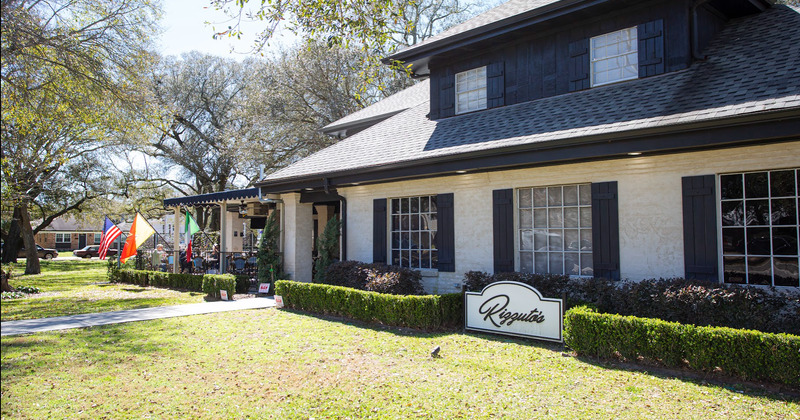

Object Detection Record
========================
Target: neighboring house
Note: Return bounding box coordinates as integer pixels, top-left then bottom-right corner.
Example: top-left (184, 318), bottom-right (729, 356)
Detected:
top-left (167, 0), bottom-right (800, 294)
top-left (34, 216), bottom-right (103, 251)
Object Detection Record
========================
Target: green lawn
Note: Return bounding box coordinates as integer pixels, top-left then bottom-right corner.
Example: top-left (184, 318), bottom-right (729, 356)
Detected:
top-left (1, 309), bottom-right (797, 419)
top-left (1, 259), bottom-right (204, 321)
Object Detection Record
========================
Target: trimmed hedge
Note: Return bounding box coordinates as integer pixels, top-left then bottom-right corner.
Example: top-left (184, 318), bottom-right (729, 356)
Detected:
top-left (275, 280), bottom-right (462, 330)
top-left (110, 269), bottom-right (235, 299)
top-left (464, 271), bottom-right (800, 335)
top-left (564, 306), bottom-right (800, 386)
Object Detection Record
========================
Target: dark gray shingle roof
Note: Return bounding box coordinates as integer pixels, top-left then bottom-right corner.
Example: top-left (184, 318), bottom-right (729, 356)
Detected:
top-left (265, 6), bottom-right (800, 183)
top-left (321, 79), bottom-right (429, 134)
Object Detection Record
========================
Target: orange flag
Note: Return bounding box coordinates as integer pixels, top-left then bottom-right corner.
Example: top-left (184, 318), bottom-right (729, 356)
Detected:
top-left (120, 212), bottom-right (156, 263)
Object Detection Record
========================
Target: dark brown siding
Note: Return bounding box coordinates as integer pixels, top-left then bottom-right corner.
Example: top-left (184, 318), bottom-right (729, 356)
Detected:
top-left (429, 0), bottom-right (698, 117)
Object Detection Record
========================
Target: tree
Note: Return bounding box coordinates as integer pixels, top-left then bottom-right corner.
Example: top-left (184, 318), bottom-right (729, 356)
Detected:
top-left (313, 215), bottom-right (341, 284)
top-left (256, 211), bottom-right (284, 290)
top-left (145, 44), bottom-right (371, 227)
top-left (212, 0), bottom-right (499, 95)
top-left (1, 0), bottom-right (160, 273)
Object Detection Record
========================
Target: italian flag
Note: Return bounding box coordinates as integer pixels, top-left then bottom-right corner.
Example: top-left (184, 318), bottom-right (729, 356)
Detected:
top-left (185, 211), bottom-right (200, 262)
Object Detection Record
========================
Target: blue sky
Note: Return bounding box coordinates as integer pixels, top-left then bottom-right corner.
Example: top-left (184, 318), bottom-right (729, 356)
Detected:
top-left (157, 0), bottom-right (295, 58)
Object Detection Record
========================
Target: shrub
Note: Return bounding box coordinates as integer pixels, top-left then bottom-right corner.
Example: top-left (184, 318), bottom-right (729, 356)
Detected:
top-left (313, 215), bottom-right (341, 284)
top-left (109, 269), bottom-right (234, 299)
top-left (564, 306), bottom-right (800, 386)
top-left (202, 274), bottom-right (236, 299)
top-left (322, 261), bottom-right (425, 295)
top-left (463, 271), bottom-right (800, 335)
top-left (235, 275), bottom-right (251, 294)
top-left (275, 280), bottom-right (462, 330)
top-left (257, 211), bottom-right (285, 291)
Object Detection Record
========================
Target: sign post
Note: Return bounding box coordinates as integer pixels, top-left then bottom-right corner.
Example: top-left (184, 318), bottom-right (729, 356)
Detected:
top-left (465, 281), bottom-right (563, 343)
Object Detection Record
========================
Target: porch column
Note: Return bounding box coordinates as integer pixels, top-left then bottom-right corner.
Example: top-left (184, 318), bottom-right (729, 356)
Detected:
top-left (283, 193), bottom-right (313, 282)
top-left (219, 201), bottom-right (227, 274)
top-left (173, 206), bottom-right (180, 273)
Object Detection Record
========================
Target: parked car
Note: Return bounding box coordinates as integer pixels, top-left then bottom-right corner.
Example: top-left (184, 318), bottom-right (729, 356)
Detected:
top-left (73, 245), bottom-right (118, 259)
top-left (16, 244), bottom-right (58, 260)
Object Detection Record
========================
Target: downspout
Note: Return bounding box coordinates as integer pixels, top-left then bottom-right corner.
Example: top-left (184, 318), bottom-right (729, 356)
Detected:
top-left (690, 0), bottom-right (712, 60)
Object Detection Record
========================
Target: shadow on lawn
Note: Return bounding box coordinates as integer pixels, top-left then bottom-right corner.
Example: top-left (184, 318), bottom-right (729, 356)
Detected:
top-left (280, 308), bottom-right (799, 401)
top-left (279, 308), bottom-right (563, 352)
top-left (572, 354), bottom-right (800, 401)
top-left (0, 321), bottom-right (188, 381)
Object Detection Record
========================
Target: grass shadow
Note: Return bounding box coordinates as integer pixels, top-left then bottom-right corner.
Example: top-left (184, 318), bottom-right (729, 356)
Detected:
top-left (571, 353), bottom-right (800, 402)
top-left (279, 308), bottom-right (797, 401)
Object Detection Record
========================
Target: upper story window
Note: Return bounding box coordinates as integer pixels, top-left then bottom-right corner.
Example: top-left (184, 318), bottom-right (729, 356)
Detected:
top-left (391, 196), bottom-right (438, 269)
top-left (591, 26), bottom-right (638, 87)
top-left (720, 168), bottom-right (799, 287)
top-left (455, 66), bottom-right (487, 114)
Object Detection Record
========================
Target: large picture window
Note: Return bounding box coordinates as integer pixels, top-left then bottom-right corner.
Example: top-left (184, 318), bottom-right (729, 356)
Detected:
top-left (518, 184), bottom-right (593, 276)
top-left (720, 168), bottom-right (799, 287)
top-left (55, 233), bottom-right (70, 244)
top-left (590, 26), bottom-right (638, 87)
top-left (391, 196), bottom-right (438, 269)
top-left (455, 66), bottom-right (487, 114)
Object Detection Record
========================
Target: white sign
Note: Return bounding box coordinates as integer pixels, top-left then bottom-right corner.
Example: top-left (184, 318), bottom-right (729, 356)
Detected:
top-left (465, 281), bottom-right (563, 342)
top-left (274, 295), bottom-right (284, 308)
top-left (258, 283), bottom-right (271, 294)
top-left (220, 290), bottom-right (229, 301)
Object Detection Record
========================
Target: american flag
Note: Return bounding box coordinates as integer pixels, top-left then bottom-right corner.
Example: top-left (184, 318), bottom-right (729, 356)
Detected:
top-left (99, 216), bottom-right (122, 260)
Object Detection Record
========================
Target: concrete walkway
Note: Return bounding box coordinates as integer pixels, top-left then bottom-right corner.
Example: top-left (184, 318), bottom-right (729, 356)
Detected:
top-left (1, 297), bottom-right (275, 337)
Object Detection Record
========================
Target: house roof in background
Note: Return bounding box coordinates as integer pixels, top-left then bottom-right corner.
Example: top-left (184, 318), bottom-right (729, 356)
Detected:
top-left (321, 79), bottom-right (430, 136)
top-left (259, 5), bottom-right (800, 189)
top-left (38, 216), bottom-right (101, 232)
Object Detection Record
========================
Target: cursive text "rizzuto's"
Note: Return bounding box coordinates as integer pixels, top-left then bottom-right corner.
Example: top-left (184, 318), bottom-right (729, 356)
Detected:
top-left (478, 294), bottom-right (545, 327)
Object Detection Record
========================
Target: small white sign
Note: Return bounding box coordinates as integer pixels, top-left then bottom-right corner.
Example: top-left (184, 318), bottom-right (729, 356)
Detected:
top-left (258, 283), bottom-right (271, 294)
top-left (274, 295), bottom-right (284, 308)
top-left (465, 281), bottom-right (563, 342)
top-left (220, 290), bottom-right (229, 301)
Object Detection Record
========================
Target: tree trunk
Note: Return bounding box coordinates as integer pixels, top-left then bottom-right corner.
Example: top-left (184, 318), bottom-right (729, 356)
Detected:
top-left (1, 267), bottom-right (13, 292)
top-left (1, 207), bottom-right (22, 264)
top-left (19, 201), bottom-right (41, 275)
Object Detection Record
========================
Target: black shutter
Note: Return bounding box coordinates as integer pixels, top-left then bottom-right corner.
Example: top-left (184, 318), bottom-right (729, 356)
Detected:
top-left (373, 198), bottom-right (387, 265)
top-left (591, 182), bottom-right (620, 280)
top-left (439, 69), bottom-right (456, 119)
top-left (493, 189), bottom-right (515, 273)
top-left (638, 19), bottom-right (665, 78)
top-left (436, 193), bottom-right (455, 272)
top-left (682, 175), bottom-right (718, 281)
top-left (487, 61), bottom-right (505, 109)
top-left (568, 38), bottom-right (590, 92)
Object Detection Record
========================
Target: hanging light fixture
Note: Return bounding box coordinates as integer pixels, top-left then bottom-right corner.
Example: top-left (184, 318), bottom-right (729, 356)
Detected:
top-left (239, 200), bottom-right (248, 217)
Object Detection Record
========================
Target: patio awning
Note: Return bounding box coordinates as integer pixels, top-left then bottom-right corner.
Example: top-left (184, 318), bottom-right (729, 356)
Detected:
top-left (163, 188), bottom-right (260, 208)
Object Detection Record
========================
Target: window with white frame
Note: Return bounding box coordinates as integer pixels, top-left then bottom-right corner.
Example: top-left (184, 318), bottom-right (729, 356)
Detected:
top-left (590, 27), bottom-right (638, 87)
top-left (391, 196), bottom-right (438, 269)
top-left (455, 66), bottom-right (487, 114)
top-left (518, 184), bottom-right (593, 276)
top-left (720, 168), bottom-right (799, 287)
top-left (94, 233), bottom-right (102, 243)
top-left (55, 233), bottom-right (70, 243)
